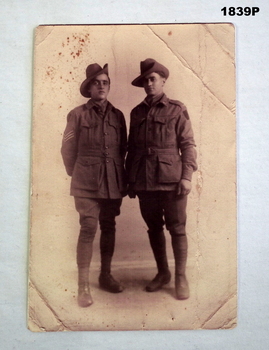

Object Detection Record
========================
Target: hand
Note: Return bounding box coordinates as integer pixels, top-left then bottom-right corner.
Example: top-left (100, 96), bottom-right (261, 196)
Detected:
top-left (177, 179), bottom-right (192, 196)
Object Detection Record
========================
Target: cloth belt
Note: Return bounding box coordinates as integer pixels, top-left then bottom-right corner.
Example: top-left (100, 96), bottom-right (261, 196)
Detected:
top-left (78, 148), bottom-right (122, 158)
top-left (135, 147), bottom-right (179, 156)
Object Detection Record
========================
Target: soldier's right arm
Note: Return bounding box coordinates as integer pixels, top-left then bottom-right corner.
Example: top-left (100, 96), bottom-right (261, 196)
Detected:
top-left (61, 110), bottom-right (79, 176)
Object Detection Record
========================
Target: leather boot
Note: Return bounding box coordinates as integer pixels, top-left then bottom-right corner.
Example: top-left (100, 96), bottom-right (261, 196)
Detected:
top-left (172, 235), bottom-right (190, 300)
top-left (175, 274), bottom-right (189, 300)
top-left (99, 272), bottom-right (123, 293)
top-left (146, 230), bottom-right (171, 292)
top-left (78, 282), bottom-right (93, 307)
top-left (145, 270), bottom-right (171, 292)
top-left (99, 225), bottom-right (124, 293)
top-left (77, 267), bottom-right (93, 307)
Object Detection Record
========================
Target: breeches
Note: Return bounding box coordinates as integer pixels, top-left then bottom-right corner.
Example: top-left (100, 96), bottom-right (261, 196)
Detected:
top-left (137, 191), bottom-right (187, 236)
top-left (74, 197), bottom-right (122, 267)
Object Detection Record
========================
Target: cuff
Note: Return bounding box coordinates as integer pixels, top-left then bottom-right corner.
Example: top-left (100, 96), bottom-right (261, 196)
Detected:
top-left (181, 166), bottom-right (193, 182)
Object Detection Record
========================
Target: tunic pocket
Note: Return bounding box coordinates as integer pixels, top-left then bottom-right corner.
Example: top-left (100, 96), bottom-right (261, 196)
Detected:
top-left (71, 156), bottom-right (101, 191)
top-left (113, 158), bottom-right (127, 191)
top-left (158, 154), bottom-right (182, 183)
top-left (152, 116), bottom-right (177, 142)
top-left (80, 119), bottom-right (99, 148)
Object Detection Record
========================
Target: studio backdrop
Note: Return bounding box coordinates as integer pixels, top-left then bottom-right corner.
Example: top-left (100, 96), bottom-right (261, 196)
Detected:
top-left (29, 24), bottom-right (236, 331)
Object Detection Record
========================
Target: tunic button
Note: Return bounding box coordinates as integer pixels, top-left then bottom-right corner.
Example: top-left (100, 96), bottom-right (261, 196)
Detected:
top-left (104, 132), bottom-right (108, 135)
top-left (106, 160), bottom-right (109, 163)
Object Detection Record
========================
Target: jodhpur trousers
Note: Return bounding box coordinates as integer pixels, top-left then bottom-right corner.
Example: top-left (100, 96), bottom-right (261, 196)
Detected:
top-left (74, 197), bottom-right (122, 269)
top-left (137, 191), bottom-right (187, 237)
top-left (137, 191), bottom-right (188, 273)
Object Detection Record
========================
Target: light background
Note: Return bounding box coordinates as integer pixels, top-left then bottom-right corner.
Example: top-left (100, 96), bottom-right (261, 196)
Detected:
top-left (29, 24), bottom-right (236, 331)
top-left (1, 0), bottom-right (269, 348)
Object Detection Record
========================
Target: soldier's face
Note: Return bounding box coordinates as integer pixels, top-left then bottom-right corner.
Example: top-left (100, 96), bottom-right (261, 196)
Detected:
top-left (88, 73), bottom-right (110, 102)
top-left (143, 72), bottom-right (166, 97)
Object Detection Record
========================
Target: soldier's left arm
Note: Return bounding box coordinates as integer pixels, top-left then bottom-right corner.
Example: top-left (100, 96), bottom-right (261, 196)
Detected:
top-left (176, 104), bottom-right (198, 195)
top-left (119, 111), bottom-right (127, 160)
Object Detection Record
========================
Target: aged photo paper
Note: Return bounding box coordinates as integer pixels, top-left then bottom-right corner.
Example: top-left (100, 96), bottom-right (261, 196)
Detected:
top-left (29, 24), bottom-right (236, 331)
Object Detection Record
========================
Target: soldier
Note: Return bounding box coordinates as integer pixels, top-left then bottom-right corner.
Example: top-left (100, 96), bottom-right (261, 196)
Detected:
top-left (126, 58), bottom-right (197, 300)
top-left (61, 63), bottom-right (127, 307)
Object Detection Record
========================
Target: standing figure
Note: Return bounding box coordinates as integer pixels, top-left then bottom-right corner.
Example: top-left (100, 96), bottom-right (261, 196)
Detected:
top-left (126, 59), bottom-right (197, 300)
top-left (61, 63), bottom-right (127, 307)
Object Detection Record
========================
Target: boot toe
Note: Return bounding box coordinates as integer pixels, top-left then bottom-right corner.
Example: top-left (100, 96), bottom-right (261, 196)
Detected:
top-left (145, 271), bottom-right (171, 292)
top-left (175, 274), bottom-right (189, 300)
top-left (99, 273), bottom-right (124, 293)
top-left (78, 283), bottom-right (93, 307)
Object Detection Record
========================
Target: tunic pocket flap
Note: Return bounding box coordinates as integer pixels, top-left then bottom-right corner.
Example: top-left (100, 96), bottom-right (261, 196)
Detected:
top-left (154, 116), bottom-right (177, 124)
top-left (108, 116), bottom-right (121, 128)
top-left (81, 119), bottom-right (98, 128)
top-left (153, 116), bottom-right (166, 124)
top-left (158, 154), bottom-right (173, 165)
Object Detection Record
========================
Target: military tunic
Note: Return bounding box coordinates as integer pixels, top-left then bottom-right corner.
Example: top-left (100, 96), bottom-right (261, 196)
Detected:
top-left (61, 99), bottom-right (127, 199)
top-left (126, 94), bottom-right (197, 191)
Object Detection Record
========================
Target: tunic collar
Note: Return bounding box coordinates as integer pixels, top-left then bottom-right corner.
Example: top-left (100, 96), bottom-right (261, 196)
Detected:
top-left (142, 93), bottom-right (168, 107)
top-left (86, 99), bottom-right (116, 116)
top-left (86, 99), bottom-right (108, 110)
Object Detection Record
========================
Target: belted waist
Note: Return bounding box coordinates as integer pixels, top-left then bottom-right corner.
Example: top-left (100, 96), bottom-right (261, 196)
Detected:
top-left (135, 147), bottom-right (179, 156)
top-left (78, 148), bottom-right (122, 158)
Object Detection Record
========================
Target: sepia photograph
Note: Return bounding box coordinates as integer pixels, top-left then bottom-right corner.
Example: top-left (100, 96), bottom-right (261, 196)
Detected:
top-left (29, 24), bottom-right (236, 331)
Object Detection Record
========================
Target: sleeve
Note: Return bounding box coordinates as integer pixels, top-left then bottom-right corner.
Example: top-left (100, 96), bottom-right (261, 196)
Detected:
top-left (177, 104), bottom-right (198, 181)
top-left (119, 111), bottom-right (128, 160)
top-left (61, 110), bottom-right (79, 176)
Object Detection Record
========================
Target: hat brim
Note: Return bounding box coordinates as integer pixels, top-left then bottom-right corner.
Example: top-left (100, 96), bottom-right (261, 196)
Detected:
top-left (131, 65), bottom-right (169, 87)
top-left (80, 64), bottom-right (109, 98)
top-left (131, 71), bottom-right (151, 87)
